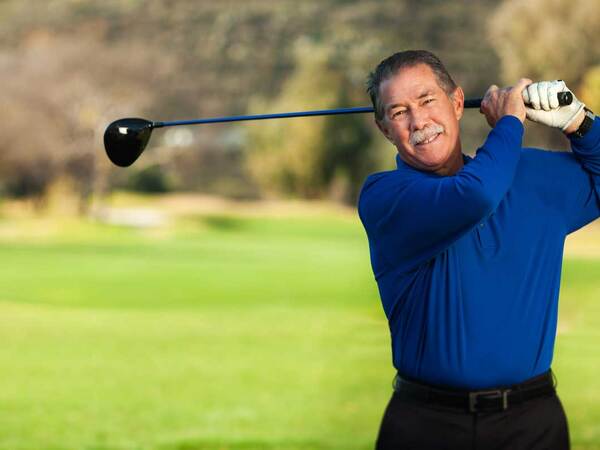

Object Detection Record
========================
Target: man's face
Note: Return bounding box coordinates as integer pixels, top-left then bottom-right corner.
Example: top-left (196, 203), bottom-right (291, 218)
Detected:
top-left (376, 64), bottom-right (464, 175)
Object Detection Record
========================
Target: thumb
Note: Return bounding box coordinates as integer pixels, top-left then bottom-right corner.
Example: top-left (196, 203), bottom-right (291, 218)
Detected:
top-left (513, 78), bottom-right (533, 99)
top-left (525, 106), bottom-right (557, 128)
top-left (525, 107), bottom-right (543, 121)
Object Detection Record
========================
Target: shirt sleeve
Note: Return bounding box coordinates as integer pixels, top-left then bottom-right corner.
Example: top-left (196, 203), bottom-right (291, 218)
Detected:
top-left (358, 115), bottom-right (524, 274)
top-left (566, 117), bottom-right (600, 233)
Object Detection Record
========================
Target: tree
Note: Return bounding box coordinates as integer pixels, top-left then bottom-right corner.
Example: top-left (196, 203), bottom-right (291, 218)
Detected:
top-left (581, 66), bottom-right (600, 112)
top-left (0, 30), bottom-right (175, 211)
top-left (489, 0), bottom-right (600, 149)
top-left (245, 40), bottom-right (376, 203)
top-left (489, 0), bottom-right (600, 87)
top-left (0, 0), bottom-right (511, 203)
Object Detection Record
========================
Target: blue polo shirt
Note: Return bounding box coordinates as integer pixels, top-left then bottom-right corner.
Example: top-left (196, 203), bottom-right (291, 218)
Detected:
top-left (358, 115), bottom-right (600, 389)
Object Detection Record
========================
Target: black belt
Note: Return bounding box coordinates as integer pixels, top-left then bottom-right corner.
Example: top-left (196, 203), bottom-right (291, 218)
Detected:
top-left (393, 371), bottom-right (556, 413)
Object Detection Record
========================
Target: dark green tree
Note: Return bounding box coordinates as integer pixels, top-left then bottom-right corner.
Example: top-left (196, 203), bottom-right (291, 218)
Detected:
top-left (246, 40), bottom-right (376, 203)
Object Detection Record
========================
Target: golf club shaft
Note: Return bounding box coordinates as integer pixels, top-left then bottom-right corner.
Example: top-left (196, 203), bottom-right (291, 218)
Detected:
top-left (153, 103), bottom-right (482, 128)
top-left (153, 106), bottom-right (375, 128)
top-left (153, 91), bottom-right (572, 128)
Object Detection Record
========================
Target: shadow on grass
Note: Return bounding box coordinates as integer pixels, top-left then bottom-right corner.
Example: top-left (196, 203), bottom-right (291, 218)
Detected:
top-left (198, 214), bottom-right (248, 231)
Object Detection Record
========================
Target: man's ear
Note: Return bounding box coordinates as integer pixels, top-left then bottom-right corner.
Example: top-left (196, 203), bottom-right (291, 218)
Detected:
top-left (376, 118), bottom-right (394, 143)
top-left (452, 86), bottom-right (465, 121)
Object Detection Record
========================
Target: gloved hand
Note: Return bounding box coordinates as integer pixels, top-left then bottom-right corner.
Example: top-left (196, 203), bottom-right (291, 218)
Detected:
top-left (523, 80), bottom-right (585, 131)
top-left (522, 80), bottom-right (585, 131)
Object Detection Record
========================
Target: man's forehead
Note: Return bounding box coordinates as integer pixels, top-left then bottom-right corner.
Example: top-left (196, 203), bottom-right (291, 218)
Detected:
top-left (379, 65), bottom-right (441, 104)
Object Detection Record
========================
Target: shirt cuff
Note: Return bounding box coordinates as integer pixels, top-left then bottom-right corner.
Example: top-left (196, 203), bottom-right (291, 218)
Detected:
top-left (496, 115), bottom-right (525, 138)
top-left (569, 117), bottom-right (600, 151)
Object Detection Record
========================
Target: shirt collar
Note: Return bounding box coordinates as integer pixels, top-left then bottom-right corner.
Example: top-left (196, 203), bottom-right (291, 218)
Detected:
top-left (395, 153), bottom-right (472, 173)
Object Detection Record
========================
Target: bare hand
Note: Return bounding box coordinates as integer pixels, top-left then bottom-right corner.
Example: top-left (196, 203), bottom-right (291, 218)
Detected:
top-left (480, 78), bottom-right (533, 128)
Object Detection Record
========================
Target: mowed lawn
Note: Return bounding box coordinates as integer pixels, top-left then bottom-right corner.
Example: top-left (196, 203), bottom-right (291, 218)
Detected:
top-left (0, 196), bottom-right (599, 450)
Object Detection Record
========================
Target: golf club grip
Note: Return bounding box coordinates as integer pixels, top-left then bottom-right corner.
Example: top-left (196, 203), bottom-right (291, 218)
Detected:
top-left (464, 98), bottom-right (483, 109)
top-left (464, 91), bottom-right (573, 109)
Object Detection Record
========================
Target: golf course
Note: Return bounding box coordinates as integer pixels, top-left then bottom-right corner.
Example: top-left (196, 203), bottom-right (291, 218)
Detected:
top-left (1, 193), bottom-right (599, 450)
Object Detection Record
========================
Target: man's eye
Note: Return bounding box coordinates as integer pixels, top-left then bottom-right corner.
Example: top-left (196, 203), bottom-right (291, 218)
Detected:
top-left (392, 110), bottom-right (406, 118)
top-left (424, 98), bottom-right (435, 104)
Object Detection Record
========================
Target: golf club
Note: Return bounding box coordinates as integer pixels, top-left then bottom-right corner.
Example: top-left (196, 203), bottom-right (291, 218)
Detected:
top-left (104, 92), bottom-right (573, 168)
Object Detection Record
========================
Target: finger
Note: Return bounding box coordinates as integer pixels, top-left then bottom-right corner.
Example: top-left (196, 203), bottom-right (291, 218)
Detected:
top-left (513, 78), bottom-right (533, 93)
top-left (548, 82), bottom-right (560, 109)
top-left (522, 86), bottom-right (530, 104)
top-left (524, 107), bottom-right (536, 121)
top-left (482, 85), bottom-right (498, 111)
top-left (524, 84), bottom-right (538, 108)
top-left (538, 81), bottom-right (550, 111)
top-left (525, 106), bottom-right (541, 121)
top-left (514, 78), bottom-right (534, 106)
top-left (528, 83), bottom-right (541, 110)
top-left (484, 84), bottom-right (499, 99)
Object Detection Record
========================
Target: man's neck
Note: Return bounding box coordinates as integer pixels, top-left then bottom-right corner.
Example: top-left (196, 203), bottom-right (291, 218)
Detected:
top-left (433, 146), bottom-right (464, 177)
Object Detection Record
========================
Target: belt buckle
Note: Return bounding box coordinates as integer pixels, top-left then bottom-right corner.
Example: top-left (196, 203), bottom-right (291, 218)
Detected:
top-left (468, 389), bottom-right (510, 413)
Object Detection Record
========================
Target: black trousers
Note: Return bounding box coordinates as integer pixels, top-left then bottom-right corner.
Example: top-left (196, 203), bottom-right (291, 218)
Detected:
top-left (376, 386), bottom-right (570, 450)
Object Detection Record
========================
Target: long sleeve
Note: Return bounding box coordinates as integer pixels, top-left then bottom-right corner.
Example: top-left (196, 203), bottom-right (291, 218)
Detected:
top-left (358, 115), bottom-right (524, 275)
top-left (566, 117), bottom-right (600, 232)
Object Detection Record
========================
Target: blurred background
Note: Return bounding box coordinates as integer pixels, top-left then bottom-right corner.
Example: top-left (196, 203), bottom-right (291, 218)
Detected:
top-left (0, 1), bottom-right (599, 449)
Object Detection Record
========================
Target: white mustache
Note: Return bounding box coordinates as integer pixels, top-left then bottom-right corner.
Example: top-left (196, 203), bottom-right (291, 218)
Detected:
top-left (410, 124), bottom-right (444, 146)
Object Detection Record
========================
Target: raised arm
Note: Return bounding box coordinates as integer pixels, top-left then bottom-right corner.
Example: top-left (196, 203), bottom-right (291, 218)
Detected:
top-left (359, 78), bottom-right (532, 274)
top-left (566, 116), bottom-right (600, 232)
top-left (522, 81), bottom-right (600, 232)
top-left (359, 115), bottom-right (524, 274)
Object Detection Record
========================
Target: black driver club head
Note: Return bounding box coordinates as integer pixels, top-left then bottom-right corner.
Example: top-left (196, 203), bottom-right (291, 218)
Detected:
top-left (104, 118), bottom-right (154, 167)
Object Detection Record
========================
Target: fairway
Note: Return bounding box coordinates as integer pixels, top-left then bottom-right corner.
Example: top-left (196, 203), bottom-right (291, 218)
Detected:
top-left (0, 196), bottom-right (599, 450)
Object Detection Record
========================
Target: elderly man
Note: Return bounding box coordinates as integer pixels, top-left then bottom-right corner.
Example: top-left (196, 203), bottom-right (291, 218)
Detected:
top-left (358, 50), bottom-right (599, 450)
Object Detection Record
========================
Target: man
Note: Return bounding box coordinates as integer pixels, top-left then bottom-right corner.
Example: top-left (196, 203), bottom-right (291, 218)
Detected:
top-left (358, 50), bottom-right (599, 449)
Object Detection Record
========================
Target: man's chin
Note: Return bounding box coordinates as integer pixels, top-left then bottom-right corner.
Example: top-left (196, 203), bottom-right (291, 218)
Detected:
top-left (412, 154), bottom-right (449, 171)
top-left (412, 141), bottom-right (457, 170)
top-left (413, 151), bottom-right (464, 176)
top-left (417, 161), bottom-right (445, 172)
top-left (399, 140), bottom-right (460, 174)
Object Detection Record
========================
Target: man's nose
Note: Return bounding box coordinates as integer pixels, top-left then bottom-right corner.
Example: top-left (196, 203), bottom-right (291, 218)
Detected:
top-left (410, 108), bottom-right (428, 130)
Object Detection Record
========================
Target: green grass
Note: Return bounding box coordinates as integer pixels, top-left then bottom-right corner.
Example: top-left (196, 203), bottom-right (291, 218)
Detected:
top-left (555, 259), bottom-right (600, 449)
top-left (0, 208), bottom-right (599, 449)
top-left (0, 212), bottom-right (388, 450)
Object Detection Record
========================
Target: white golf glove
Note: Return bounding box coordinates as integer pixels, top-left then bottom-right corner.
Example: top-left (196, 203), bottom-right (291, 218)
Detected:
top-left (522, 80), bottom-right (585, 131)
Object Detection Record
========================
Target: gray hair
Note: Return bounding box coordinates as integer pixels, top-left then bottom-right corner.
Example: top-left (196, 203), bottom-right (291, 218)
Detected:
top-left (366, 50), bottom-right (458, 122)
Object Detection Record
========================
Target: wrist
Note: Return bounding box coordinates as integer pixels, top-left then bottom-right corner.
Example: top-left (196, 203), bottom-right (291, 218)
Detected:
top-left (496, 115), bottom-right (525, 134)
top-left (563, 109), bottom-right (586, 134)
top-left (509, 111), bottom-right (526, 124)
top-left (566, 108), bottom-right (596, 139)
top-left (502, 114), bottom-right (525, 126)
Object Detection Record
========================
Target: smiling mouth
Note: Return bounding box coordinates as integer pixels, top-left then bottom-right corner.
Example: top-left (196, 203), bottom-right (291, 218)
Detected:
top-left (416, 132), bottom-right (441, 146)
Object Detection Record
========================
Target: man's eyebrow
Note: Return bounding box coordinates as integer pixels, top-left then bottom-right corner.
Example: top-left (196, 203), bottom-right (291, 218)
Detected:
top-left (387, 103), bottom-right (405, 112)
top-left (387, 90), bottom-right (435, 111)
top-left (417, 90), bottom-right (434, 99)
